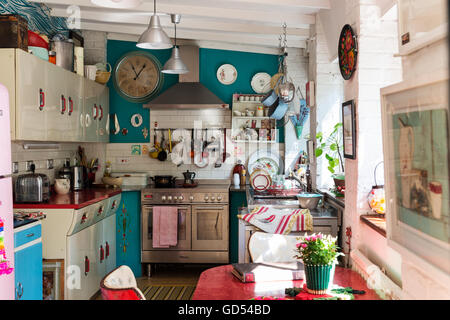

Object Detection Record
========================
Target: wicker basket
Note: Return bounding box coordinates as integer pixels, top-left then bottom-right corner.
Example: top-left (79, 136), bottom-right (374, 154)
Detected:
top-left (95, 62), bottom-right (111, 85)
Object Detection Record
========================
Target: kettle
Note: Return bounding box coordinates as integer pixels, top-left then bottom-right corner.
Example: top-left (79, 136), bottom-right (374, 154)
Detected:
top-left (182, 170), bottom-right (196, 185)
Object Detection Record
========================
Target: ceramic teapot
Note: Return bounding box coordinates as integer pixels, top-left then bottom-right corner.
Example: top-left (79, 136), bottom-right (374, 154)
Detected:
top-left (54, 178), bottom-right (70, 195)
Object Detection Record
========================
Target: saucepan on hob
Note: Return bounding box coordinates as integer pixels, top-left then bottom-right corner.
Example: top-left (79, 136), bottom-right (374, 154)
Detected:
top-left (151, 175), bottom-right (177, 188)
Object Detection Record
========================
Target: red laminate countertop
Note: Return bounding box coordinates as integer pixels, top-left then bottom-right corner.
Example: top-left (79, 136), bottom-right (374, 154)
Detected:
top-left (192, 265), bottom-right (380, 300)
top-left (13, 188), bottom-right (122, 210)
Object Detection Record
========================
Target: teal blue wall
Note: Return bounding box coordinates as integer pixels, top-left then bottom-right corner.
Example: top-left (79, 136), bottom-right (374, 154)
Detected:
top-left (107, 40), bottom-right (283, 143)
top-left (107, 40), bottom-right (178, 143)
top-left (199, 48), bottom-right (279, 105)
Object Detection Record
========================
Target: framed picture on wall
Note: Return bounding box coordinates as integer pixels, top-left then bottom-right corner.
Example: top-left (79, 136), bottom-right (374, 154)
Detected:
top-left (381, 75), bottom-right (450, 274)
top-left (342, 100), bottom-right (356, 159)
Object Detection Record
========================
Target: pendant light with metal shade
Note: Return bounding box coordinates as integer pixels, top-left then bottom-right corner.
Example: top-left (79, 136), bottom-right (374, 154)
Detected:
top-left (91, 0), bottom-right (142, 9)
top-left (162, 14), bottom-right (189, 74)
top-left (137, 0), bottom-right (172, 50)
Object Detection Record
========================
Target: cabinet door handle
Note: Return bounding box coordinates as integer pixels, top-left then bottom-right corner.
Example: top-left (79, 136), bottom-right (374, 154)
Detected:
top-left (98, 105), bottom-right (103, 121)
top-left (85, 256), bottom-right (90, 275)
top-left (85, 114), bottom-right (91, 127)
top-left (93, 104), bottom-right (98, 120)
top-left (26, 233), bottom-right (35, 238)
top-left (16, 282), bottom-right (24, 299)
top-left (61, 95), bottom-right (66, 114)
top-left (105, 241), bottom-right (109, 259)
top-left (68, 97), bottom-right (74, 116)
top-left (195, 206), bottom-right (225, 210)
top-left (39, 89), bottom-right (45, 111)
top-left (100, 245), bottom-right (104, 263)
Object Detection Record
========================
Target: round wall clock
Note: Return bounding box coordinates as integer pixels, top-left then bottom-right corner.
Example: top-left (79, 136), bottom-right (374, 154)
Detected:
top-left (113, 51), bottom-right (164, 103)
top-left (338, 24), bottom-right (358, 80)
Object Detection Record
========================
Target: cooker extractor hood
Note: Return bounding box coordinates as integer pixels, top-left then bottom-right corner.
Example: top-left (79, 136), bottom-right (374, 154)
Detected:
top-left (144, 46), bottom-right (229, 110)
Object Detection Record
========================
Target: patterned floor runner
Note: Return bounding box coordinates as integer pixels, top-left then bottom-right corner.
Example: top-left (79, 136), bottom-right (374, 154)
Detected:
top-left (142, 285), bottom-right (196, 300)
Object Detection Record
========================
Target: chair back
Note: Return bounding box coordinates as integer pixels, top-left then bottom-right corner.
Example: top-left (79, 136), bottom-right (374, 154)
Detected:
top-left (100, 265), bottom-right (145, 300)
top-left (249, 232), bottom-right (300, 263)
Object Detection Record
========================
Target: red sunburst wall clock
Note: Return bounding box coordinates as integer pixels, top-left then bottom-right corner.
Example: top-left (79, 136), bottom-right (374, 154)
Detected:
top-left (338, 24), bottom-right (358, 80)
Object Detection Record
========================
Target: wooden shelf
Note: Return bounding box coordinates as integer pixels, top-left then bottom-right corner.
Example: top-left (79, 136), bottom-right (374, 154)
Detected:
top-left (360, 214), bottom-right (387, 237)
top-left (232, 116), bottom-right (273, 120)
top-left (232, 140), bottom-right (277, 144)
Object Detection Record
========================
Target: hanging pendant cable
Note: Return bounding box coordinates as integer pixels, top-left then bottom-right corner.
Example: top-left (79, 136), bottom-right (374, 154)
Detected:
top-left (174, 21), bottom-right (177, 47)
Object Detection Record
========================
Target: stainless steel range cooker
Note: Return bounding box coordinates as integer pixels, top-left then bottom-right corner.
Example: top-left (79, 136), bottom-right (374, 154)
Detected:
top-left (141, 180), bottom-right (230, 276)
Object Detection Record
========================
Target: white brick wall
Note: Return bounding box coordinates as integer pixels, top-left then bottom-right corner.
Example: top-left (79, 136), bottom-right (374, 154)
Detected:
top-left (149, 109), bottom-right (232, 129)
top-left (105, 140), bottom-right (285, 181)
top-left (10, 142), bottom-right (78, 183)
top-left (308, 17), bottom-right (345, 189)
top-left (284, 48), bottom-right (309, 173)
top-left (81, 30), bottom-right (107, 65)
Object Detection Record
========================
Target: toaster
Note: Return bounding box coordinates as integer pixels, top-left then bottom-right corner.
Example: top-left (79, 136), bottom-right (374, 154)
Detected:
top-left (14, 172), bottom-right (50, 203)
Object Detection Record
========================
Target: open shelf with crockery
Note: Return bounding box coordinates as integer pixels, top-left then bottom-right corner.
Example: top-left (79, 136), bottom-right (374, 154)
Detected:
top-left (231, 117), bottom-right (277, 144)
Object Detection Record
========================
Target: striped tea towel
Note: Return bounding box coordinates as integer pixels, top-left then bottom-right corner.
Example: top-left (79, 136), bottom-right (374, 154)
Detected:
top-left (237, 206), bottom-right (313, 234)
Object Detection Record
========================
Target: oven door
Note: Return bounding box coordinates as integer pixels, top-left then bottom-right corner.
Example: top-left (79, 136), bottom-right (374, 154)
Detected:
top-left (192, 205), bottom-right (229, 251)
top-left (141, 205), bottom-right (191, 251)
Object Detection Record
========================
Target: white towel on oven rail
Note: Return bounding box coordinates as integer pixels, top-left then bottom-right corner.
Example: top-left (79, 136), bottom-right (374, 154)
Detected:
top-left (237, 206), bottom-right (313, 235)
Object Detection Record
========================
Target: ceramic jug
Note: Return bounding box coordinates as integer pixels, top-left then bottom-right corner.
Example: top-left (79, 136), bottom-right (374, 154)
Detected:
top-left (54, 178), bottom-right (70, 195)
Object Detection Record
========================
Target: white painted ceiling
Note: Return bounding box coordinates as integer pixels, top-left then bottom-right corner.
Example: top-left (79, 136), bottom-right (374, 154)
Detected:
top-left (31, 0), bottom-right (330, 51)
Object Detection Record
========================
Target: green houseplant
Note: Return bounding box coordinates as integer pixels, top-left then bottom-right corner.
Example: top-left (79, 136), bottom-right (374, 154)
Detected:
top-left (315, 123), bottom-right (345, 196)
top-left (294, 233), bottom-right (344, 294)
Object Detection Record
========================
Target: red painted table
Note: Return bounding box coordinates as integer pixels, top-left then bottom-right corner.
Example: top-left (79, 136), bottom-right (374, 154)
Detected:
top-left (13, 187), bottom-right (122, 209)
top-left (192, 265), bottom-right (380, 300)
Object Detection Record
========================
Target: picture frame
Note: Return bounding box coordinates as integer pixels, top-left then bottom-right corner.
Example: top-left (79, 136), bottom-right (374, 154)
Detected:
top-left (306, 139), bottom-right (315, 164)
top-left (42, 259), bottom-right (64, 300)
top-left (342, 100), bottom-right (356, 159)
top-left (381, 74), bottom-right (450, 274)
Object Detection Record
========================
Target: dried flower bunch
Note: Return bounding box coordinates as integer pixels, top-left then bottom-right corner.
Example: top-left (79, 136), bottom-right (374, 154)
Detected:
top-left (294, 233), bottom-right (344, 265)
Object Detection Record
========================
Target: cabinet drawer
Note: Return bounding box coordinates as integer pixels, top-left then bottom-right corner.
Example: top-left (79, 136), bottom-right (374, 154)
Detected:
top-left (14, 224), bottom-right (42, 248)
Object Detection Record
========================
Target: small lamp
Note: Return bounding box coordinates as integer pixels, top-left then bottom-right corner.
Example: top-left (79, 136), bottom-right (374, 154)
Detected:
top-left (137, 0), bottom-right (172, 50)
top-left (367, 161), bottom-right (385, 214)
top-left (162, 14), bottom-right (189, 74)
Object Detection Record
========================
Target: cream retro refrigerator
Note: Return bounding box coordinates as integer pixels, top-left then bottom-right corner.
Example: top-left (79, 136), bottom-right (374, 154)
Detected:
top-left (0, 83), bottom-right (14, 300)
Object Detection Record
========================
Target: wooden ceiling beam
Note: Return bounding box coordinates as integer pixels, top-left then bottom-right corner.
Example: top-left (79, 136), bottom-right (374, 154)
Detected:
top-left (79, 21), bottom-right (307, 48)
top-left (31, 0), bottom-right (316, 27)
top-left (50, 7), bottom-right (309, 37)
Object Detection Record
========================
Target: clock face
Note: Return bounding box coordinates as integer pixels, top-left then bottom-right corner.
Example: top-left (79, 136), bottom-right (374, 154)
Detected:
top-left (113, 51), bottom-right (163, 103)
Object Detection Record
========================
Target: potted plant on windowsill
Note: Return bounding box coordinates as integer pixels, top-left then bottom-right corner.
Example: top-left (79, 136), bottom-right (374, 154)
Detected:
top-left (294, 233), bottom-right (344, 294)
top-left (315, 123), bottom-right (345, 197)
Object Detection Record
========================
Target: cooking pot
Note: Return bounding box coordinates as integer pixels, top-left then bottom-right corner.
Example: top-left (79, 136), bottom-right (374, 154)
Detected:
top-left (262, 75), bottom-right (283, 107)
top-left (151, 175), bottom-right (176, 188)
top-left (51, 39), bottom-right (74, 71)
top-left (278, 78), bottom-right (295, 103)
top-left (269, 99), bottom-right (289, 120)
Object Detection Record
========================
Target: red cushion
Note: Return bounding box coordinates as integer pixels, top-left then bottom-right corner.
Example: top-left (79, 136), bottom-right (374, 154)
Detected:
top-left (100, 287), bottom-right (142, 300)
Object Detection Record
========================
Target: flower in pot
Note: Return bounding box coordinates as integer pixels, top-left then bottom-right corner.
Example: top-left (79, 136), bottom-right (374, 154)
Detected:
top-left (294, 233), bottom-right (344, 294)
top-left (315, 123), bottom-right (345, 194)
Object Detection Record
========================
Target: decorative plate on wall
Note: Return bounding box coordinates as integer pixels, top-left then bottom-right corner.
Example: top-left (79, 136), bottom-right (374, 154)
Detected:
top-left (217, 64), bottom-right (238, 85)
top-left (251, 72), bottom-right (271, 93)
top-left (338, 24), bottom-right (358, 80)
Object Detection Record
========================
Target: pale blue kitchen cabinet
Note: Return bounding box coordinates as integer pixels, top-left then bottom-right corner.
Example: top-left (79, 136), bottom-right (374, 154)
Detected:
top-left (14, 222), bottom-right (43, 300)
